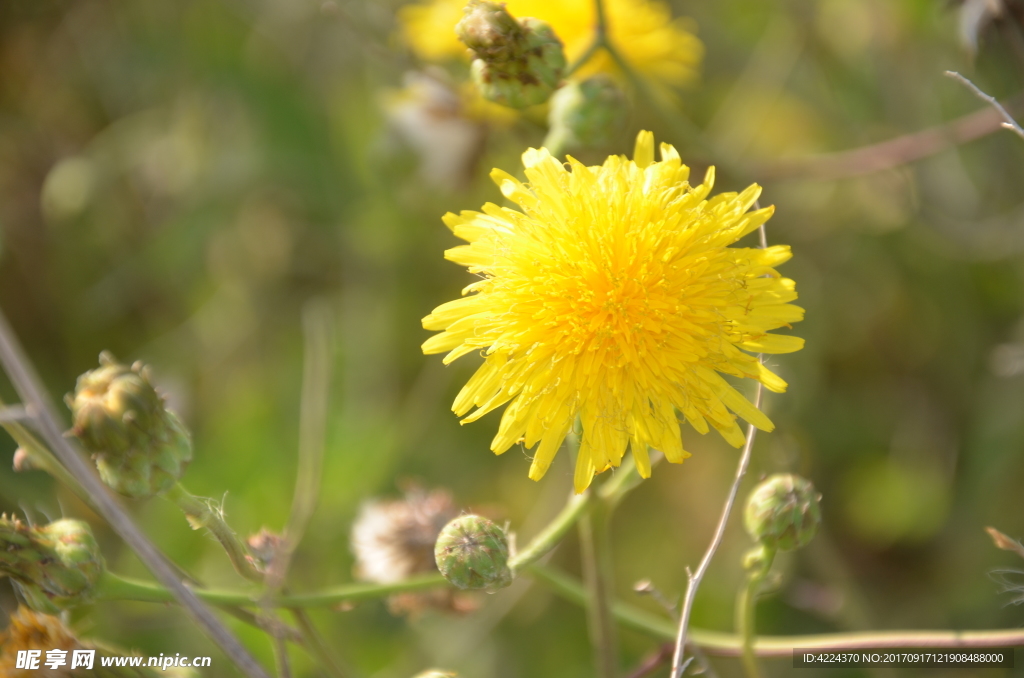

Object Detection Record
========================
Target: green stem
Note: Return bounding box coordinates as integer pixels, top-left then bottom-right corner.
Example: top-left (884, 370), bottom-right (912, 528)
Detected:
top-left (96, 570), bottom-right (447, 607)
top-left (271, 634), bottom-right (292, 678)
top-left (593, 0), bottom-right (608, 41)
top-left (97, 566), bottom-right (1024, 655)
top-left (164, 482), bottom-right (262, 583)
top-left (565, 38), bottom-right (603, 77)
top-left (0, 397), bottom-right (93, 509)
top-left (509, 491), bottom-right (591, 575)
top-left (290, 608), bottom-right (350, 678)
top-left (508, 455), bottom-right (640, 575)
top-left (579, 503), bottom-right (618, 678)
top-left (526, 563), bottom-right (1024, 656)
top-left (737, 546), bottom-right (775, 678)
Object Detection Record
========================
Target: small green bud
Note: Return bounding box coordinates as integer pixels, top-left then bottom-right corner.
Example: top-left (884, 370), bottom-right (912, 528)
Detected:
top-left (68, 352), bottom-right (192, 498)
top-left (457, 1), bottom-right (565, 109)
top-left (434, 515), bottom-right (512, 592)
top-left (0, 517), bottom-right (105, 614)
top-left (546, 75), bottom-right (628, 150)
top-left (744, 474), bottom-right (821, 552)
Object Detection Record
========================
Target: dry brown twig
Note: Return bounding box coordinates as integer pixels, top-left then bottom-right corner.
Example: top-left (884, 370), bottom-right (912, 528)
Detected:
top-left (760, 91), bottom-right (1024, 182)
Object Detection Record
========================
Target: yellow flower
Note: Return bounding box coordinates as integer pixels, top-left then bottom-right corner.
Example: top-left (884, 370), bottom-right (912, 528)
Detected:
top-left (399, 0), bottom-right (702, 87)
top-left (422, 132), bottom-right (804, 493)
top-left (0, 607), bottom-right (82, 676)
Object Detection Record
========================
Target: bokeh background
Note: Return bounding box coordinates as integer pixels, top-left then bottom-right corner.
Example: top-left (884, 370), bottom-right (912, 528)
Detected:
top-left (2, 0), bottom-right (1024, 676)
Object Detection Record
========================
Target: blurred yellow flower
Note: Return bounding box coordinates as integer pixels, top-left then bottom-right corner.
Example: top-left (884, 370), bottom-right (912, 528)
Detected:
top-left (422, 132), bottom-right (804, 493)
top-left (399, 0), bottom-right (702, 87)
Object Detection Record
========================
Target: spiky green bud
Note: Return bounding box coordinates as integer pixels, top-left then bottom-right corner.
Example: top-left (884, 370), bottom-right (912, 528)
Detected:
top-left (434, 515), bottom-right (512, 592)
top-left (546, 75), bottom-right (627, 150)
top-left (457, 1), bottom-right (565, 109)
top-left (0, 517), bottom-right (105, 614)
top-left (67, 352), bottom-right (192, 498)
top-left (744, 474), bottom-right (821, 552)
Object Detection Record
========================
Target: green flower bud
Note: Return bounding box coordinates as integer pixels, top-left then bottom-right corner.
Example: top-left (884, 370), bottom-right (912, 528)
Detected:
top-left (546, 75), bottom-right (628, 150)
top-left (434, 515), bottom-right (512, 592)
top-left (0, 517), bottom-right (105, 614)
top-left (744, 474), bottom-right (822, 552)
top-left (67, 352), bottom-right (192, 498)
top-left (457, 1), bottom-right (566, 109)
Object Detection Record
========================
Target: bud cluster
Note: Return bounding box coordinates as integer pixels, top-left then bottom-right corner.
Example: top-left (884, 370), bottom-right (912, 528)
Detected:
top-left (0, 516), bottom-right (105, 614)
top-left (67, 352), bottom-right (192, 498)
top-left (456, 1), bottom-right (566, 108)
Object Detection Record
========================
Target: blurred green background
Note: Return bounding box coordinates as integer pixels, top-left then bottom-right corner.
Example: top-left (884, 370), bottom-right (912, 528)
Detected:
top-left (2, 0), bottom-right (1024, 676)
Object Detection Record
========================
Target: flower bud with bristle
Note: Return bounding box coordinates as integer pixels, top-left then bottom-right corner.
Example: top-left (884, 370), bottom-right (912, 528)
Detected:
top-left (67, 352), bottom-right (192, 498)
top-left (0, 516), bottom-right (105, 614)
top-left (744, 474), bottom-right (821, 552)
top-left (456, 0), bottom-right (566, 108)
top-left (546, 75), bottom-right (627, 151)
top-left (434, 514), bottom-right (512, 592)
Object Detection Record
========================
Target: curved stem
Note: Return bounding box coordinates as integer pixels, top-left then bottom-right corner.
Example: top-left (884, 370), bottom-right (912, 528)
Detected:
top-left (164, 483), bottom-right (263, 583)
top-left (737, 547), bottom-right (775, 678)
top-left (509, 491), bottom-right (591, 575)
top-left (737, 578), bottom-right (762, 677)
top-left (527, 563), bottom-right (1024, 656)
top-left (97, 565), bottom-right (1024, 655)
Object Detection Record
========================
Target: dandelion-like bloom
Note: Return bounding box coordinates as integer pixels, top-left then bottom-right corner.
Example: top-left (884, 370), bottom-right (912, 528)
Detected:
top-left (0, 607), bottom-right (83, 677)
top-left (422, 132), bottom-right (804, 493)
top-left (399, 0), bottom-right (702, 88)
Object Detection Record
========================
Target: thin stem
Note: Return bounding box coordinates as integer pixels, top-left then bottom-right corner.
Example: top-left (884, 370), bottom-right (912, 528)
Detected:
top-left (0, 400), bottom-right (93, 509)
top-left (602, 40), bottom-right (726, 171)
top-left (290, 609), bottom-right (350, 678)
top-left (579, 503), bottom-right (618, 678)
top-left (98, 564), bottom-right (1024, 655)
top-left (737, 578), bottom-right (763, 678)
top-left (670, 383), bottom-right (764, 678)
top-left (527, 563), bottom-right (1024, 656)
top-left (0, 308), bottom-right (271, 678)
top-left (945, 71), bottom-right (1024, 141)
top-left (593, 0), bottom-right (607, 42)
top-left (670, 216), bottom-right (770, 677)
top-left (565, 38), bottom-right (603, 78)
top-left (96, 570), bottom-right (447, 607)
top-left (268, 300), bottom-right (333, 592)
top-left (0, 404), bottom-right (31, 423)
top-left (165, 483), bottom-right (263, 583)
top-left (508, 453), bottom-right (640, 574)
top-left (272, 635), bottom-right (292, 678)
top-left (760, 92), bottom-right (1024, 181)
top-left (737, 547), bottom-right (775, 678)
top-left (626, 644), bottom-right (673, 678)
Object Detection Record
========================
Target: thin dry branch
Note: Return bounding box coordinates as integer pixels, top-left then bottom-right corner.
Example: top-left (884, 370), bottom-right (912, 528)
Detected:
top-left (760, 92), bottom-right (1024, 181)
top-left (946, 70), bottom-right (1024, 141)
top-left (0, 308), bottom-right (272, 678)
